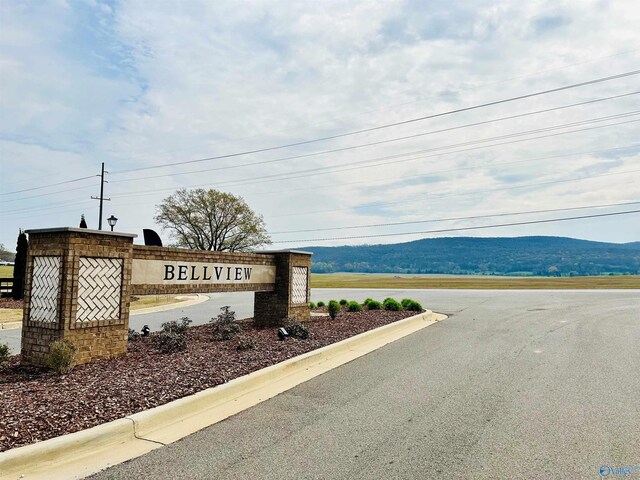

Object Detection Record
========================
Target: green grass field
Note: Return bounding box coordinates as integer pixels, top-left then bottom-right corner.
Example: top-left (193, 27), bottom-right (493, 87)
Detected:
top-left (311, 273), bottom-right (640, 289)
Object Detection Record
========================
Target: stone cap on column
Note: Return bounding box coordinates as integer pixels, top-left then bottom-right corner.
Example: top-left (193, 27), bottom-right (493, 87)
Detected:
top-left (255, 249), bottom-right (313, 255)
top-left (25, 227), bottom-right (138, 238)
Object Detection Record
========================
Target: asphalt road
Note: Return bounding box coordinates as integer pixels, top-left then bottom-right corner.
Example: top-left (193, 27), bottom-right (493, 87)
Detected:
top-left (88, 289), bottom-right (640, 480)
top-left (0, 292), bottom-right (255, 353)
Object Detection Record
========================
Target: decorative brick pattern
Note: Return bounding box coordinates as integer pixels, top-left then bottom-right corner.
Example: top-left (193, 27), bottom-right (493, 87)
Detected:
top-left (21, 228), bottom-right (311, 367)
top-left (77, 257), bottom-right (123, 322)
top-left (21, 228), bottom-right (134, 366)
top-left (291, 266), bottom-right (308, 304)
top-left (30, 256), bottom-right (61, 323)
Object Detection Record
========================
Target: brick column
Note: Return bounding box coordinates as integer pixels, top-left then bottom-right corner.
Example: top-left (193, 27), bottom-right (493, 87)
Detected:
top-left (253, 250), bottom-right (312, 327)
top-left (21, 228), bottom-right (136, 366)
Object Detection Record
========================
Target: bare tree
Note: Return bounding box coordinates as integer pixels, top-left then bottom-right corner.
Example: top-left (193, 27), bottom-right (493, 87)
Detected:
top-left (154, 189), bottom-right (271, 251)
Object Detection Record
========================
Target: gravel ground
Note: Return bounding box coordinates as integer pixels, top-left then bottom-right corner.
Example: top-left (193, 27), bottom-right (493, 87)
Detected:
top-left (0, 308), bottom-right (415, 452)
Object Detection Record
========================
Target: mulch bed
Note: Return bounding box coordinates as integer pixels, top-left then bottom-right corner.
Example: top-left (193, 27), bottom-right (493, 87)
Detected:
top-left (0, 298), bottom-right (22, 309)
top-left (0, 308), bottom-right (416, 452)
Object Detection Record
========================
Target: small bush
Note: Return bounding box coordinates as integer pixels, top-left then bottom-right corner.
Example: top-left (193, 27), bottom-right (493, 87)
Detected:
top-left (161, 317), bottom-right (192, 335)
top-left (212, 322), bottom-right (240, 341)
top-left (383, 298), bottom-right (402, 311)
top-left (316, 301), bottom-right (325, 308)
top-left (128, 328), bottom-right (141, 342)
top-left (154, 331), bottom-right (187, 353)
top-left (215, 306), bottom-right (236, 324)
top-left (328, 300), bottom-right (340, 320)
top-left (366, 300), bottom-right (382, 310)
top-left (383, 297), bottom-right (393, 303)
top-left (286, 322), bottom-right (310, 339)
top-left (309, 301), bottom-right (317, 309)
top-left (347, 301), bottom-right (362, 312)
top-left (0, 343), bottom-right (9, 363)
top-left (339, 299), bottom-right (348, 306)
top-left (47, 340), bottom-right (76, 374)
top-left (404, 300), bottom-right (423, 312)
top-left (211, 306), bottom-right (240, 341)
top-left (401, 298), bottom-right (413, 309)
top-left (236, 334), bottom-right (257, 351)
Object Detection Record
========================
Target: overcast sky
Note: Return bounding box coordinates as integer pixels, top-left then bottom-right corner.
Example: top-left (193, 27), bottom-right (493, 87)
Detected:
top-left (1, 0), bottom-right (639, 251)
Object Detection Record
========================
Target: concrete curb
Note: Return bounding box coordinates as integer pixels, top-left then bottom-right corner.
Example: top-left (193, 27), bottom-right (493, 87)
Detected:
top-left (0, 310), bottom-right (446, 480)
top-left (130, 293), bottom-right (209, 316)
top-left (0, 294), bottom-right (209, 332)
top-left (0, 321), bottom-right (21, 330)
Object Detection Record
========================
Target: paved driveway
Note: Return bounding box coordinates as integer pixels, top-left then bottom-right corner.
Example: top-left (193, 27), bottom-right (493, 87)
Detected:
top-left (88, 290), bottom-right (640, 479)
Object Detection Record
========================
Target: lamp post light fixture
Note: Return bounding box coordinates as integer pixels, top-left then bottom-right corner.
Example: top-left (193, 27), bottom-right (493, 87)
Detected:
top-left (107, 215), bottom-right (118, 232)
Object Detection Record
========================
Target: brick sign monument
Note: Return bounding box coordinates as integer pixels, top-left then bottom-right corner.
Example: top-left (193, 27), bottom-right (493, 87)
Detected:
top-left (21, 228), bottom-right (311, 366)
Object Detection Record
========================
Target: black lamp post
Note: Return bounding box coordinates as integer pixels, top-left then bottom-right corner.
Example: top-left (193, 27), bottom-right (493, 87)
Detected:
top-left (107, 215), bottom-right (118, 232)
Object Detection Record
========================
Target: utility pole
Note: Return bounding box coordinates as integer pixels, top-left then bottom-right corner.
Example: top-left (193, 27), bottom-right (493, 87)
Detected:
top-left (91, 162), bottom-right (110, 230)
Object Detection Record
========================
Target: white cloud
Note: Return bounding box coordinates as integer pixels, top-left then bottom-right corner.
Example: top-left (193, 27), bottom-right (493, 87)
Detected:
top-left (1, 0), bottom-right (639, 249)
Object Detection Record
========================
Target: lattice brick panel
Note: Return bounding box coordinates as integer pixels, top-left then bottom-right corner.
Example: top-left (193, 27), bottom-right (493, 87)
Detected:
top-left (291, 266), bottom-right (308, 304)
top-left (76, 257), bottom-right (123, 322)
top-left (30, 256), bottom-right (61, 323)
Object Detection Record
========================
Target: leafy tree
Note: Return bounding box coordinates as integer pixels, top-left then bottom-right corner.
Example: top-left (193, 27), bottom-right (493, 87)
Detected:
top-left (12, 230), bottom-right (28, 300)
top-left (154, 188), bottom-right (271, 251)
top-left (0, 244), bottom-right (13, 262)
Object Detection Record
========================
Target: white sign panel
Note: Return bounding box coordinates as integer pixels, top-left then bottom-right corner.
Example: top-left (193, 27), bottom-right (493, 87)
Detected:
top-left (132, 259), bottom-right (276, 285)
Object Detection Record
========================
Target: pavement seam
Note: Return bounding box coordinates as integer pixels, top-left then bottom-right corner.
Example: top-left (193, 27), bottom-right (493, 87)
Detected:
top-left (125, 418), bottom-right (167, 447)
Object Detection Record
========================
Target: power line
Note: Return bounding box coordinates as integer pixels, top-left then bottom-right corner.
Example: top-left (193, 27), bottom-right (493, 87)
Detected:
top-left (1, 175), bottom-right (96, 196)
top-left (271, 209), bottom-right (640, 244)
top-left (268, 201), bottom-right (640, 234)
top-left (108, 116), bottom-right (640, 200)
top-left (99, 46), bottom-right (640, 166)
top-left (110, 69), bottom-right (640, 175)
top-left (0, 184), bottom-right (95, 204)
top-left (189, 115), bottom-right (640, 190)
top-left (99, 165), bottom-right (640, 223)
top-left (230, 143), bottom-right (639, 198)
top-left (109, 91), bottom-right (640, 184)
top-left (267, 168), bottom-right (640, 218)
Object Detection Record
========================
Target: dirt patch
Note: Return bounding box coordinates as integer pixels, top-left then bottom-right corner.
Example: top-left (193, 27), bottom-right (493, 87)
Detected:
top-left (0, 308), bottom-right (416, 452)
top-left (0, 298), bottom-right (23, 309)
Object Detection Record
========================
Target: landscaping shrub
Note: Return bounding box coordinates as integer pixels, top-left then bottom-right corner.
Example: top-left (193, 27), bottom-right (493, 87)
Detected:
top-left (363, 298), bottom-right (374, 307)
top-left (211, 306), bottom-right (240, 341)
top-left (212, 322), bottom-right (240, 341)
top-left (383, 298), bottom-right (402, 311)
top-left (127, 328), bottom-right (140, 342)
top-left (154, 331), bottom-right (187, 353)
top-left (309, 301), bottom-right (317, 309)
top-left (328, 300), bottom-right (340, 320)
top-left (347, 301), bottom-right (362, 312)
top-left (161, 317), bottom-right (192, 334)
top-left (236, 334), bottom-right (257, 351)
top-left (286, 322), bottom-right (310, 340)
top-left (401, 298), bottom-right (413, 309)
top-left (215, 306), bottom-right (236, 324)
top-left (404, 300), bottom-right (423, 312)
top-left (47, 340), bottom-right (76, 374)
top-left (383, 297), bottom-right (393, 303)
top-left (339, 299), bottom-right (348, 306)
top-left (366, 300), bottom-right (381, 310)
top-left (316, 301), bottom-right (325, 308)
top-left (0, 343), bottom-right (9, 363)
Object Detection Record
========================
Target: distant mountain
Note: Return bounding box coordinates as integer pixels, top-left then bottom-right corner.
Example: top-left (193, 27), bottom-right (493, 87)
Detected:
top-left (303, 236), bottom-right (640, 276)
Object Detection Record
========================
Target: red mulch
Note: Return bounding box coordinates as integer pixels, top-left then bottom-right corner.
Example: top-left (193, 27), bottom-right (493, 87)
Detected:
top-left (0, 298), bottom-right (22, 309)
top-left (0, 309), bottom-right (416, 452)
